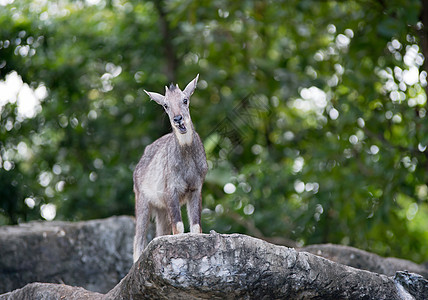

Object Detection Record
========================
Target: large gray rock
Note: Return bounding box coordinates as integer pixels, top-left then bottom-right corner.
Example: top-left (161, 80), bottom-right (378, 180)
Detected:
top-left (1, 217), bottom-right (427, 299)
top-left (0, 216), bottom-right (134, 294)
top-left (2, 233), bottom-right (428, 300)
top-left (302, 243), bottom-right (428, 278)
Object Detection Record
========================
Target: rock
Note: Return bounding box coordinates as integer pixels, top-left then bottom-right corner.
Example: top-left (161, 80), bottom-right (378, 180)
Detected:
top-left (301, 244), bottom-right (428, 278)
top-left (0, 216), bottom-right (134, 294)
top-left (106, 232), bottom-right (426, 299)
top-left (0, 283), bottom-right (103, 300)
top-left (1, 218), bottom-right (427, 299)
top-left (394, 271), bottom-right (428, 300)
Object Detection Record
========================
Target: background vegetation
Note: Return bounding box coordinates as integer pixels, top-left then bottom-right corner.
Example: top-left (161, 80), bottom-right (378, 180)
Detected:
top-left (1, 0), bottom-right (427, 263)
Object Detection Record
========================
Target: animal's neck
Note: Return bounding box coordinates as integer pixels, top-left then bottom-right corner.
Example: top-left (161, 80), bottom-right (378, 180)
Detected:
top-left (173, 125), bottom-right (194, 147)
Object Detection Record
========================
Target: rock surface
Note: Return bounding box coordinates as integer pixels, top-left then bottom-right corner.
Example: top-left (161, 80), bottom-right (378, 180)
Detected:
top-left (0, 283), bottom-right (104, 300)
top-left (2, 232), bottom-right (428, 299)
top-left (1, 217), bottom-right (427, 299)
top-left (302, 244), bottom-right (428, 278)
top-left (0, 216), bottom-right (134, 294)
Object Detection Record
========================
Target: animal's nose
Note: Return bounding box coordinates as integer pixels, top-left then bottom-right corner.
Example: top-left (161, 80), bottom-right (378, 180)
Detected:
top-left (173, 115), bottom-right (183, 123)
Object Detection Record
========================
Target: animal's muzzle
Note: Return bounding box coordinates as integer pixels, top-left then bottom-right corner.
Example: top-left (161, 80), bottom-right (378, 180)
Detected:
top-left (173, 115), bottom-right (187, 134)
top-left (173, 115), bottom-right (183, 123)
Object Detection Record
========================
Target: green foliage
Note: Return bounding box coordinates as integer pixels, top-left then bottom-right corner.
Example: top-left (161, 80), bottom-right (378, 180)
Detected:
top-left (1, 0), bottom-right (427, 262)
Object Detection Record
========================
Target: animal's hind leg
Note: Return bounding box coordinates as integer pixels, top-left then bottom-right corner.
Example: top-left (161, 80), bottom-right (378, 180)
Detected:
top-left (154, 208), bottom-right (173, 236)
top-left (133, 191), bottom-right (151, 263)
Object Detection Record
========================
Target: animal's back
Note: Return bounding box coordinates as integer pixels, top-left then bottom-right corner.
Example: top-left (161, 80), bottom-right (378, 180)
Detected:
top-left (134, 134), bottom-right (172, 171)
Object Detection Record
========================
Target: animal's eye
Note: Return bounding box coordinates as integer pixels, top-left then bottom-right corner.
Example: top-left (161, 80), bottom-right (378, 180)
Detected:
top-left (183, 98), bottom-right (188, 105)
top-left (163, 104), bottom-right (168, 109)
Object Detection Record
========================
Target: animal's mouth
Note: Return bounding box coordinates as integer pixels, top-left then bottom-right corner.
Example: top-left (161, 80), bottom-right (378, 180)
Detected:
top-left (175, 122), bottom-right (187, 134)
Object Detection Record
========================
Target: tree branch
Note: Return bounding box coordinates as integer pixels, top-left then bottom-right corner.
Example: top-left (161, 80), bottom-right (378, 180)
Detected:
top-left (153, 0), bottom-right (177, 83)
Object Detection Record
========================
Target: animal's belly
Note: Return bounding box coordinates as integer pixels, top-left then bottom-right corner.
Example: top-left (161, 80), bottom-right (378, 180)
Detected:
top-left (137, 156), bottom-right (197, 208)
top-left (141, 182), bottom-right (166, 208)
top-left (139, 158), bottom-right (167, 208)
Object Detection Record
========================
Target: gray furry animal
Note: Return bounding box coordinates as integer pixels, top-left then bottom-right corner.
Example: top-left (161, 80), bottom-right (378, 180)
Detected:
top-left (133, 74), bottom-right (208, 262)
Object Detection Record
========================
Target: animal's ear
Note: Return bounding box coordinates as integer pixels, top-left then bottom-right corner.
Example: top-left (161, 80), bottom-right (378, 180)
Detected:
top-left (183, 74), bottom-right (199, 98)
top-left (144, 90), bottom-right (164, 105)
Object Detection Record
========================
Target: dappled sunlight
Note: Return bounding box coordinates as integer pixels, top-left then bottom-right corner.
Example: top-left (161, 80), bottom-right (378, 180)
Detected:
top-left (40, 203), bottom-right (56, 221)
top-left (24, 197), bottom-right (36, 209)
top-left (0, 71), bottom-right (46, 119)
top-left (223, 183), bottom-right (236, 194)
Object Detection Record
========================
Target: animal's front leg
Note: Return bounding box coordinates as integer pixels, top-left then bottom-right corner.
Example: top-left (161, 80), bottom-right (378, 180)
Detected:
top-left (167, 189), bottom-right (184, 234)
top-left (187, 189), bottom-right (202, 233)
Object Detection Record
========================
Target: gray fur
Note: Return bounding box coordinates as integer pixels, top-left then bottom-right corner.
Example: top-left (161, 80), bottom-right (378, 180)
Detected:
top-left (133, 74), bottom-right (207, 262)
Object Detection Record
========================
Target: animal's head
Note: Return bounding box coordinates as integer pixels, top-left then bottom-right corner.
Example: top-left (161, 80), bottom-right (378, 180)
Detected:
top-left (144, 74), bottom-right (199, 135)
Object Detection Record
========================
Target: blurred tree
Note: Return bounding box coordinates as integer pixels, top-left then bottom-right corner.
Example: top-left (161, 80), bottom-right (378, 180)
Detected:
top-left (0, 0), bottom-right (427, 263)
